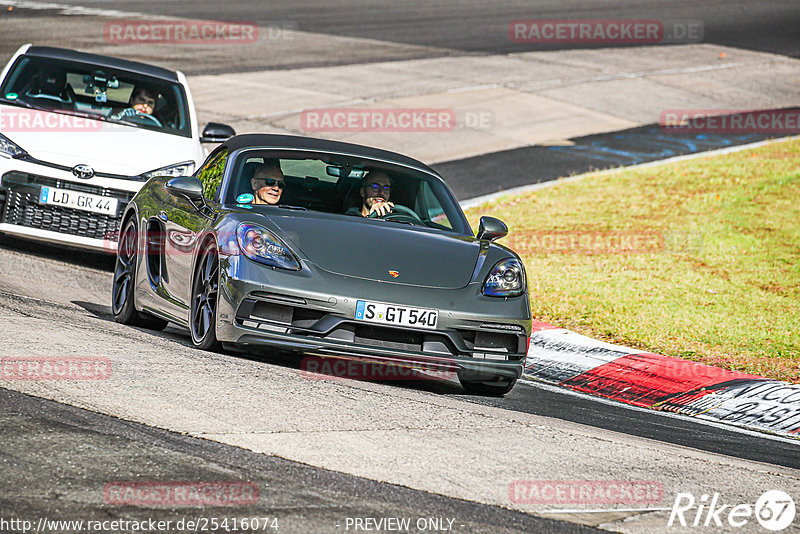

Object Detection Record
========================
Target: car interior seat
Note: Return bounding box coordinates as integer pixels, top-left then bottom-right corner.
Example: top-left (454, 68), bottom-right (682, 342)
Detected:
top-left (27, 71), bottom-right (73, 105)
top-left (341, 178), bottom-right (363, 213)
top-left (233, 161), bottom-right (264, 199)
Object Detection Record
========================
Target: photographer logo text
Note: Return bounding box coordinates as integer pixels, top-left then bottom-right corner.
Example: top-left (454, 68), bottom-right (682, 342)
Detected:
top-left (668, 490), bottom-right (795, 531)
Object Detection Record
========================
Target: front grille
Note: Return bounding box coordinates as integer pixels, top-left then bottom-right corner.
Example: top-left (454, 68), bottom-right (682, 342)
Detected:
top-left (1, 172), bottom-right (133, 241)
top-left (3, 171), bottom-right (136, 199)
top-left (459, 329), bottom-right (520, 353)
top-left (3, 187), bottom-right (122, 240)
top-left (354, 325), bottom-right (424, 352)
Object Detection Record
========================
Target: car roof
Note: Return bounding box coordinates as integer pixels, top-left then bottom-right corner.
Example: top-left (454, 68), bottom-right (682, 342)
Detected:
top-left (222, 134), bottom-right (441, 176)
top-left (25, 46), bottom-right (179, 83)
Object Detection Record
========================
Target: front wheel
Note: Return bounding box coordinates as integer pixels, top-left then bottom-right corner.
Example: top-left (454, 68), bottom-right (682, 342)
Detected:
top-left (112, 218), bottom-right (168, 330)
top-left (190, 239), bottom-right (221, 351)
top-left (458, 371), bottom-right (517, 396)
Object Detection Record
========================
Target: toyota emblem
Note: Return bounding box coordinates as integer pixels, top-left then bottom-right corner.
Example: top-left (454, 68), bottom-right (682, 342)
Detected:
top-left (72, 164), bottom-right (95, 179)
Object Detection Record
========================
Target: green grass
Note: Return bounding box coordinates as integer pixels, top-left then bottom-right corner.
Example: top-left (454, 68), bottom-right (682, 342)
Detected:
top-left (466, 139), bottom-right (800, 382)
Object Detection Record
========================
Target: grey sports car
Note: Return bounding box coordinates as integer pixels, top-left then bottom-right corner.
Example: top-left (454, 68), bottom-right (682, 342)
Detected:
top-left (112, 134), bottom-right (531, 395)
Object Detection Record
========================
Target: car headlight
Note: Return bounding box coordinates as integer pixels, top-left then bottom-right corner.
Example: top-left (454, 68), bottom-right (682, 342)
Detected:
top-left (236, 223), bottom-right (301, 271)
top-left (482, 258), bottom-right (526, 297)
top-left (142, 161), bottom-right (195, 179)
top-left (0, 133), bottom-right (26, 158)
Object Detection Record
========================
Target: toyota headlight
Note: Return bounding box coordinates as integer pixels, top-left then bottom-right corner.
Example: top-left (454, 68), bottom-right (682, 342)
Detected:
top-left (142, 161), bottom-right (195, 179)
top-left (236, 223), bottom-right (300, 271)
top-left (482, 258), bottom-right (526, 297)
top-left (0, 133), bottom-right (26, 158)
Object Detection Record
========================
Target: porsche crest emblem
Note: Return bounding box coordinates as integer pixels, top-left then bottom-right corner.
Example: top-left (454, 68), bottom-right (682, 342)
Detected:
top-left (388, 270), bottom-right (399, 278)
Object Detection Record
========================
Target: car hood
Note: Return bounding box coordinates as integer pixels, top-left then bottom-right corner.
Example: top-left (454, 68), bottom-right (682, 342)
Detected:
top-left (269, 213), bottom-right (480, 289)
top-left (0, 105), bottom-right (202, 175)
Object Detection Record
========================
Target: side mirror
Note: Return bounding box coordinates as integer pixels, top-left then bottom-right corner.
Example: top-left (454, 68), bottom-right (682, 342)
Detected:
top-left (200, 122), bottom-right (236, 143)
top-left (476, 216), bottom-right (508, 241)
top-left (166, 176), bottom-right (204, 202)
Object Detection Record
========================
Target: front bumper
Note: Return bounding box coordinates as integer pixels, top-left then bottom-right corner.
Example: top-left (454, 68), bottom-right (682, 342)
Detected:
top-left (216, 254), bottom-right (531, 379)
top-left (0, 161), bottom-right (140, 251)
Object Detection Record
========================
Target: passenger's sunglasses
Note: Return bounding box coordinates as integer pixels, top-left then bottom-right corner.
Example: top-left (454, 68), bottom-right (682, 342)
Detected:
top-left (367, 183), bottom-right (391, 194)
top-left (254, 178), bottom-right (285, 188)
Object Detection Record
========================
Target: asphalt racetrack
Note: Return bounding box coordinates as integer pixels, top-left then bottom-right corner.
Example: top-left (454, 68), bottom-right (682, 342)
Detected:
top-left (10, 0), bottom-right (799, 60)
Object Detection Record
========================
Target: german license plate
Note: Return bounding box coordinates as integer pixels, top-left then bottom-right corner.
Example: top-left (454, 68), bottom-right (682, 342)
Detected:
top-left (39, 186), bottom-right (118, 216)
top-left (355, 300), bottom-right (439, 330)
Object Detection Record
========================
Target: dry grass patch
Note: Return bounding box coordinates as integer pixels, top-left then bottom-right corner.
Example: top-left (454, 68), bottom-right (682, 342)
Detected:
top-left (466, 140), bottom-right (800, 382)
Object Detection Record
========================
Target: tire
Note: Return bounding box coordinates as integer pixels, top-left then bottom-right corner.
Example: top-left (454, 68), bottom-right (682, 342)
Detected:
top-left (112, 218), bottom-right (169, 330)
top-left (190, 239), bottom-right (221, 351)
top-left (458, 371), bottom-right (517, 397)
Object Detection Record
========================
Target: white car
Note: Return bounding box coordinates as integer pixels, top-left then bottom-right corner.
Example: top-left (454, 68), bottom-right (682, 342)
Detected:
top-left (0, 44), bottom-right (234, 251)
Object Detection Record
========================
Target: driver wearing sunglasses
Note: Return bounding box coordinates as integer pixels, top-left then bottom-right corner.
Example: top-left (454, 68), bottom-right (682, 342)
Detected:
top-left (354, 170), bottom-right (394, 217)
top-left (251, 159), bottom-right (285, 205)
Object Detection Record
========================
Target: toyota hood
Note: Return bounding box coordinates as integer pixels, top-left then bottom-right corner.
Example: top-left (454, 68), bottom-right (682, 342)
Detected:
top-left (268, 212), bottom-right (480, 289)
top-left (0, 105), bottom-right (203, 175)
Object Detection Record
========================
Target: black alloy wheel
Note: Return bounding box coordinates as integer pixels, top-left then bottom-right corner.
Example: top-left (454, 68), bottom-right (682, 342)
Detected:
top-left (112, 218), bottom-right (168, 330)
top-left (190, 239), bottom-right (221, 351)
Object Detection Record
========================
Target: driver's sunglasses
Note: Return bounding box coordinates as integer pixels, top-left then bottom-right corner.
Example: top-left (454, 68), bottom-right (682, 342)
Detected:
top-left (255, 178), bottom-right (285, 189)
top-left (367, 183), bottom-right (391, 194)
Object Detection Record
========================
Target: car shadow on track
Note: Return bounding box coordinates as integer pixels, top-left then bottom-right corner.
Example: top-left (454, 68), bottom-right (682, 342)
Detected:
top-left (72, 300), bottom-right (114, 320)
top-left (229, 346), bottom-right (467, 395)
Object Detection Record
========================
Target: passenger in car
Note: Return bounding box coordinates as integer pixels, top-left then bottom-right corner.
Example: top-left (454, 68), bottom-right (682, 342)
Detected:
top-left (251, 159), bottom-right (285, 205)
top-left (346, 170), bottom-right (394, 217)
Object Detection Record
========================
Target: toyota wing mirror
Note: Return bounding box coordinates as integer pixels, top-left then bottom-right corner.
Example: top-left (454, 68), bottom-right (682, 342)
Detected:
top-left (201, 122), bottom-right (236, 143)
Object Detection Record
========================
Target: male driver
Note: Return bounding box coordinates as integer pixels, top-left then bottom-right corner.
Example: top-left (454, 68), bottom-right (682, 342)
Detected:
top-left (112, 85), bottom-right (160, 124)
top-left (251, 159), bottom-right (285, 205)
top-left (351, 170), bottom-right (393, 217)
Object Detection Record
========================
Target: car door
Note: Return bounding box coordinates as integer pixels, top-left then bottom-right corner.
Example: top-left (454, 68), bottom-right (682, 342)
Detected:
top-left (162, 147), bottom-right (228, 316)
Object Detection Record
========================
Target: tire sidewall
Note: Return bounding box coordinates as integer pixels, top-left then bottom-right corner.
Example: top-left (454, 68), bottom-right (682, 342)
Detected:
top-left (112, 218), bottom-right (139, 323)
top-left (190, 241), bottom-right (219, 350)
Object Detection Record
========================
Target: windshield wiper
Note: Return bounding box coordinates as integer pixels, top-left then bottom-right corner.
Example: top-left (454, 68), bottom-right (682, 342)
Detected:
top-left (278, 205), bottom-right (307, 211)
top-left (0, 97), bottom-right (34, 109)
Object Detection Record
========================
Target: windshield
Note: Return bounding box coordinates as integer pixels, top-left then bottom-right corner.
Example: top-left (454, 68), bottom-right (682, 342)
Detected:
top-left (223, 150), bottom-right (471, 236)
top-left (0, 55), bottom-right (191, 137)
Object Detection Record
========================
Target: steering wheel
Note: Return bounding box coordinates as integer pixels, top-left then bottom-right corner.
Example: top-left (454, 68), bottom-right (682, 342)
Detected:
top-left (121, 112), bottom-right (163, 127)
top-left (367, 203), bottom-right (425, 225)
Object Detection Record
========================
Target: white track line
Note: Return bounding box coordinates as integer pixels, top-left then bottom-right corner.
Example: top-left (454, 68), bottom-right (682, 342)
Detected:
top-left (0, 0), bottom-right (151, 17)
top-left (537, 507), bottom-right (673, 514)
